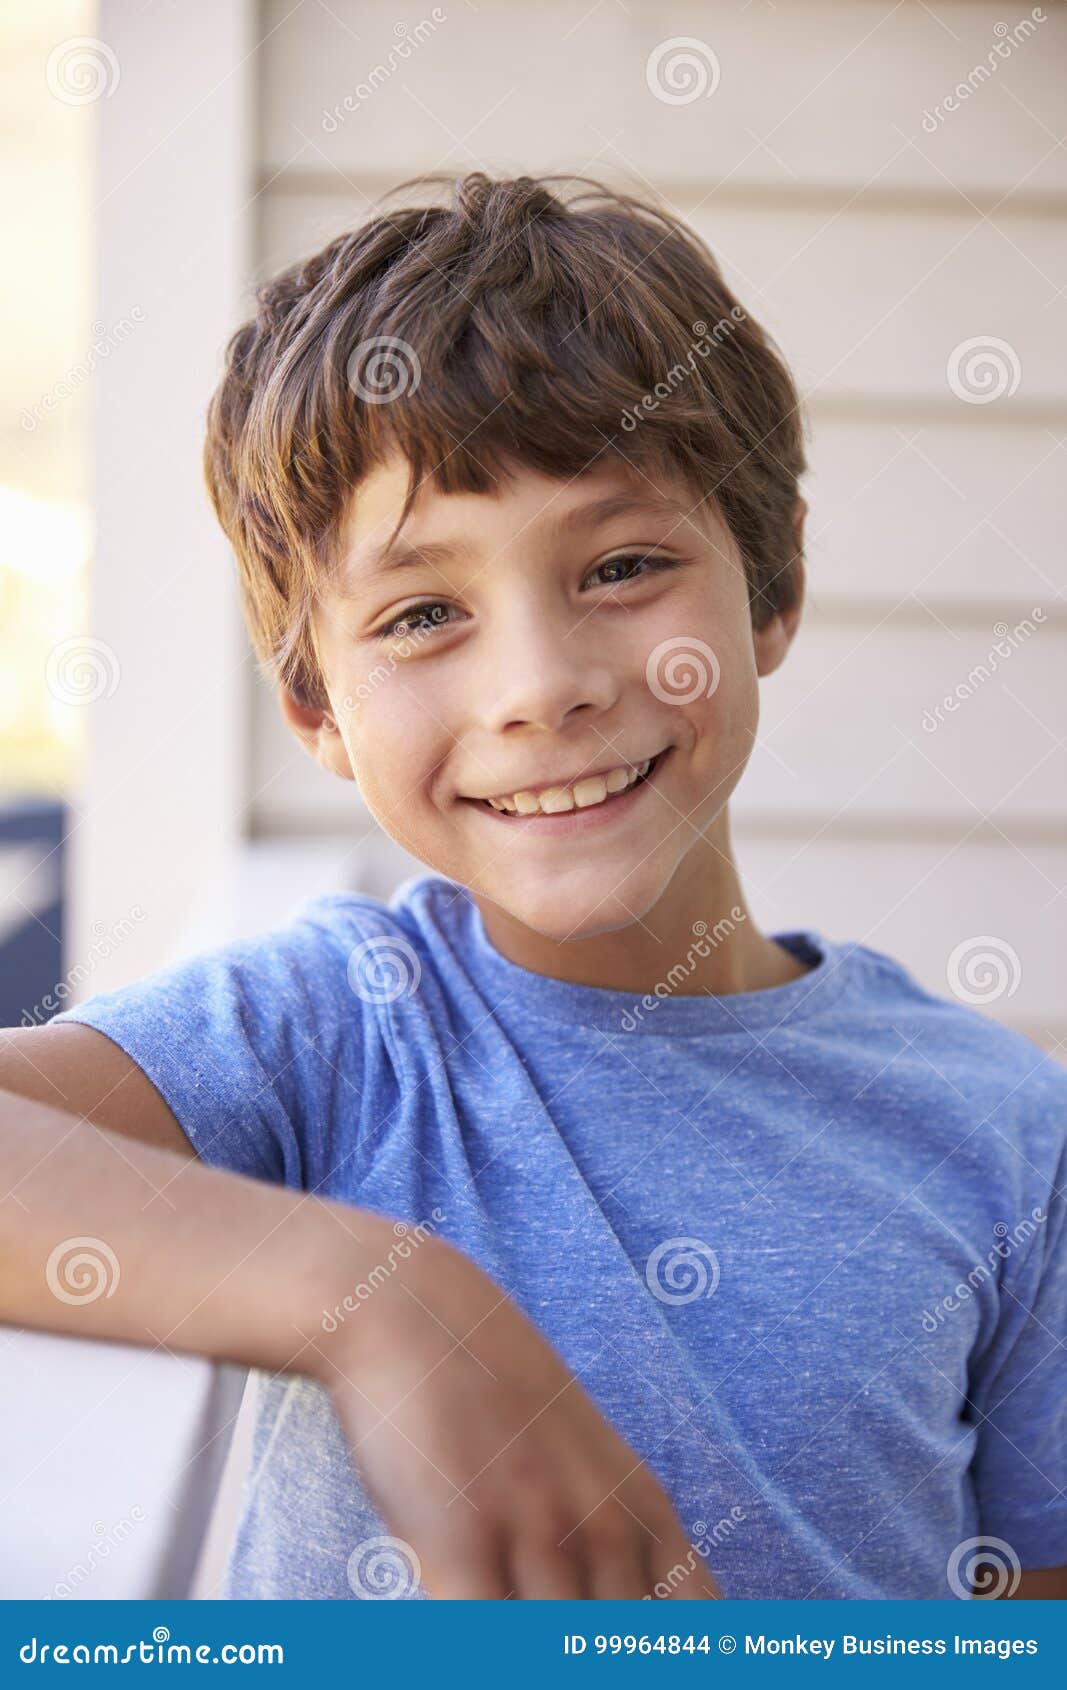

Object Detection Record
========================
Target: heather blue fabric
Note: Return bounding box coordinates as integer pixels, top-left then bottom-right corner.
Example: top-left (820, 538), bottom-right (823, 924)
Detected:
top-left (52, 872), bottom-right (1067, 1599)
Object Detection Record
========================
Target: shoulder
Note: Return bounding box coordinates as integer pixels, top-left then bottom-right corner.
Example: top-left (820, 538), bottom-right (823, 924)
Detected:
top-left (841, 934), bottom-right (1067, 1173)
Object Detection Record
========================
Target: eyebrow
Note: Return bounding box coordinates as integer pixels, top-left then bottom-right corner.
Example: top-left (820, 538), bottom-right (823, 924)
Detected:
top-left (339, 489), bottom-right (702, 599)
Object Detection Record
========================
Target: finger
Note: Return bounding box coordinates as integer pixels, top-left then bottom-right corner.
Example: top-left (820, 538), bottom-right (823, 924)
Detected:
top-left (419, 1525), bottom-right (513, 1599)
top-left (509, 1532), bottom-right (587, 1598)
top-left (586, 1537), bottom-right (651, 1599)
top-left (647, 1527), bottom-right (721, 1600)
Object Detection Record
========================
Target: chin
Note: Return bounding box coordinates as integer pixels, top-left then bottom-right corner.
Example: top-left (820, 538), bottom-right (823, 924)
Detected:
top-left (496, 862), bottom-right (675, 945)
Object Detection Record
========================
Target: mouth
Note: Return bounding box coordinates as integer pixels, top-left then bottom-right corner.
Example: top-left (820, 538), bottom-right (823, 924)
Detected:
top-left (462, 747), bottom-right (671, 834)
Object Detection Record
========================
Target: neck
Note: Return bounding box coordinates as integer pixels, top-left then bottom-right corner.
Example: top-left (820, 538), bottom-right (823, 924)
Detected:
top-left (472, 809), bottom-right (810, 998)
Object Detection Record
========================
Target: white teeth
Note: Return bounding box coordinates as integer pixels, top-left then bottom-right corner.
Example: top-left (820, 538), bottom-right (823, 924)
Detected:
top-left (484, 756), bottom-right (657, 816)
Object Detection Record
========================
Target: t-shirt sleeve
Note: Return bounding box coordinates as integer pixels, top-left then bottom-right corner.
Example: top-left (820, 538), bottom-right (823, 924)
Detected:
top-left (967, 1111), bottom-right (1067, 1571)
top-left (48, 919), bottom-right (351, 1189)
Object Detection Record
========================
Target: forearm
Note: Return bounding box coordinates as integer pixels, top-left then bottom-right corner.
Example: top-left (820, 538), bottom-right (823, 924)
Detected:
top-left (0, 1085), bottom-right (390, 1383)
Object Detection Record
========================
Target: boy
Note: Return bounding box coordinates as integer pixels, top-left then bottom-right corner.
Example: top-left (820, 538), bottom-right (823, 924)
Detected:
top-left (2, 172), bottom-right (1065, 1601)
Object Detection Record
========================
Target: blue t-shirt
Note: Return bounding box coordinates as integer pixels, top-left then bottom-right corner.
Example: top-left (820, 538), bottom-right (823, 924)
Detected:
top-left (53, 873), bottom-right (1067, 1600)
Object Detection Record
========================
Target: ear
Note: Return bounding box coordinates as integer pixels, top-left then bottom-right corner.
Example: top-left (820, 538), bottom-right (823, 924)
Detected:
top-left (753, 496), bottom-right (807, 679)
top-left (278, 687), bottom-right (357, 781)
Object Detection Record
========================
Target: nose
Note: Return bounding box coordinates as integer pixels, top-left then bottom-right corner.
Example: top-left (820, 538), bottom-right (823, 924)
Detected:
top-left (477, 603), bottom-right (619, 735)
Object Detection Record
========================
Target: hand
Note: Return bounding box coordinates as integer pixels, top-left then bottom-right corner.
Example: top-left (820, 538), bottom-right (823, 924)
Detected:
top-left (316, 1233), bottom-right (721, 1600)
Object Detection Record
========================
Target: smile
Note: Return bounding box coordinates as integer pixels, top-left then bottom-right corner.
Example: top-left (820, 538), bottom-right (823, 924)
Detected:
top-left (466, 748), bottom-right (670, 828)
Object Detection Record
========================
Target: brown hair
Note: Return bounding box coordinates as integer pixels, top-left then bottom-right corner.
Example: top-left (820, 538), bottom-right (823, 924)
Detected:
top-left (203, 171), bottom-right (806, 710)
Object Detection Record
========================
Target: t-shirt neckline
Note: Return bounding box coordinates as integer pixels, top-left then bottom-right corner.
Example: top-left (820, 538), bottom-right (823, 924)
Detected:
top-left (410, 875), bottom-right (857, 1037)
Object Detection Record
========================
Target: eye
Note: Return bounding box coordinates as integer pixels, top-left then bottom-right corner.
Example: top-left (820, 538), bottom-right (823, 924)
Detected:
top-left (587, 552), bottom-right (680, 589)
top-left (372, 601), bottom-right (457, 642)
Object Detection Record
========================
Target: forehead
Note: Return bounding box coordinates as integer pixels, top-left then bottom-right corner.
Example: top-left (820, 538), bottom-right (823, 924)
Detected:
top-left (335, 452), bottom-right (719, 596)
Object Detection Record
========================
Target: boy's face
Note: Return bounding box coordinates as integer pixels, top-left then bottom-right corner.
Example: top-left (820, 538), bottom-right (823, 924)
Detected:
top-left (290, 451), bottom-right (800, 941)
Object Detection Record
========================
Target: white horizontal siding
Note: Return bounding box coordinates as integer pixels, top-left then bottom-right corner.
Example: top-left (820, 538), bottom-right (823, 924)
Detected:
top-left (247, 0), bottom-right (1066, 1054)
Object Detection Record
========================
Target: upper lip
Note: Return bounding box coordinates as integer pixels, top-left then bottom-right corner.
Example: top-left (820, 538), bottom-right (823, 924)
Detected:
top-left (464, 747), bottom-right (667, 803)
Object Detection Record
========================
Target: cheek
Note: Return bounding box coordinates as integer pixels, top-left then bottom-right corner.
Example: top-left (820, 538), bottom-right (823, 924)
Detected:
top-left (639, 581), bottom-right (758, 745)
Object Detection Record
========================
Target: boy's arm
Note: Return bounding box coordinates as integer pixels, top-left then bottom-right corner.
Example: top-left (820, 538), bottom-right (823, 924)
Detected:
top-left (0, 1083), bottom-right (719, 1600)
top-left (1, 1022), bottom-right (198, 1159)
